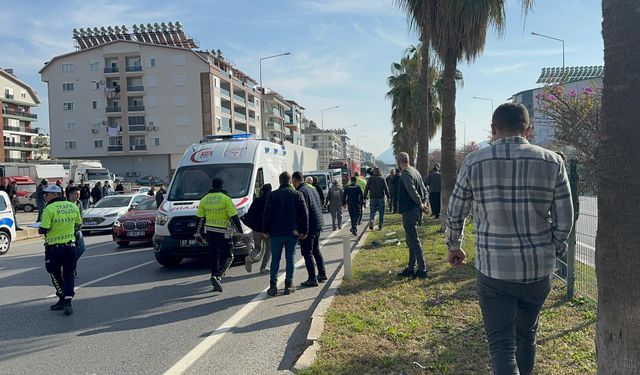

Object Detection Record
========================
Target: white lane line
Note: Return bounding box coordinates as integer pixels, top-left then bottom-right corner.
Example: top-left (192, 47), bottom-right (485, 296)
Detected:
top-left (7, 242), bottom-right (114, 260)
top-left (45, 260), bottom-right (155, 298)
top-left (82, 246), bottom-right (153, 259)
top-left (164, 224), bottom-right (352, 375)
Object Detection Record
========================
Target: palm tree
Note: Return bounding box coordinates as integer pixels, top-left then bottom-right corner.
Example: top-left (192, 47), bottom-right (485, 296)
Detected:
top-left (596, 0), bottom-right (640, 371)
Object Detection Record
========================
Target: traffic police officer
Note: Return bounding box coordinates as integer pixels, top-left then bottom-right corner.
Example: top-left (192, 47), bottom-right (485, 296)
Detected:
top-left (195, 177), bottom-right (243, 293)
top-left (39, 184), bottom-right (82, 315)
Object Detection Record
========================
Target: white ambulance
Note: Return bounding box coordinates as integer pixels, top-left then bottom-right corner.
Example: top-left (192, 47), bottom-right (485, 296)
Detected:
top-left (153, 134), bottom-right (288, 266)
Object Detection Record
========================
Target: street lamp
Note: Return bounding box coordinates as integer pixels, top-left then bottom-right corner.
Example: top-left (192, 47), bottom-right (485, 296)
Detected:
top-left (321, 105), bottom-right (339, 130)
top-left (456, 120), bottom-right (467, 145)
top-left (259, 52), bottom-right (291, 140)
top-left (259, 52), bottom-right (291, 88)
top-left (531, 32), bottom-right (565, 75)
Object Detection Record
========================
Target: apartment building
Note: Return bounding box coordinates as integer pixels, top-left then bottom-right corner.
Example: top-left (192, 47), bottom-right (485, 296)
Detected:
top-left (0, 68), bottom-right (40, 163)
top-left (285, 100), bottom-right (306, 146)
top-left (40, 23), bottom-right (262, 179)
top-left (303, 122), bottom-right (343, 168)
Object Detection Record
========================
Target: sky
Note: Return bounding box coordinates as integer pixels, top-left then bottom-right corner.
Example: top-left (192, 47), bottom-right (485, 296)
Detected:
top-left (0, 0), bottom-right (604, 160)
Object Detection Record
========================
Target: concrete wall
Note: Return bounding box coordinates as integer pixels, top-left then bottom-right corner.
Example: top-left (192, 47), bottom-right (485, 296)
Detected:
top-left (100, 154), bottom-right (172, 183)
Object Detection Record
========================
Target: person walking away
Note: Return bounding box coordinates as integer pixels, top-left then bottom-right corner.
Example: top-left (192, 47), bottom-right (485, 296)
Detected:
top-left (36, 179), bottom-right (48, 222)
top-left (262, 172), bottom-right (308, 296)
top-left (326, 179), bottom-right (344, 230)
top-left (155, 186), bottom-right (166, 207)
top-left (6, 181), bottom-right (22, 230)
top-left (354, 172), bottom-right (366, 224)
top-left (395, 152), bottom-right (430, 279)
top-left (386, 170), bottom-right (396, 213)
top-left (343, 177), bottom-right (363, 236)
top-left (293, 171), bottom-right (326, 287)
top-left (364, 167), bottom-right (390, 230)
top-left (67, 187), bottom-right (86, 277)
top-left (56, 180), bottom-right (64, 197)
top-left (425, 164), bottom-right (442, 218)
top-left (241, 183), bottom-right (273, 274)
top-left (311, 176), bottom-right (325, 206)
top-left (194, 178), bottom-right (244, 293)
top-left (39, 184), bottom-right (82, 315)
top-left (90, 182), bottom-right (102, 205)
top-left (64, 180), bottom-right (75, 200)
top-left (79, 183), bottom-right (91, 210)
top-left (114, 180), bottom-right (125, 194)
top-left (445, 103), bottom-right (574, 375)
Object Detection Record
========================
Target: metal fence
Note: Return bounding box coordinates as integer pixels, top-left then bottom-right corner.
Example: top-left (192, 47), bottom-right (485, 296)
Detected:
top-left (555, 161), bottom-right (598, 300)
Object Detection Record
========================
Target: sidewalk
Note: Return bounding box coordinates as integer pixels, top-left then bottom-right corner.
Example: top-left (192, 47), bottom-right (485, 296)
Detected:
top-left (14, 211), bottom-right (41, 242)
top-left (297, 215), bottom-right (597, 375)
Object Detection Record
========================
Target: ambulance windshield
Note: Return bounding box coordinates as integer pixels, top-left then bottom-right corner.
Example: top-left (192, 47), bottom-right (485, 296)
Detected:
top-left (168, 164), bottom-right (253, 201)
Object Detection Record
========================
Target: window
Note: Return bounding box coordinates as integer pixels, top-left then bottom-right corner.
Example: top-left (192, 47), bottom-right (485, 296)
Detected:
top-left (174, 75), bottom-right (186, 86)
top-left (174, 96), bottom-right (188, 106)
top-left (92, 100), bottom-right (98, 109)
top-left (62, 83), bottom-right (74, 92)
top-left (62, 63), bottom-right (74, 72)
top-left (63, 102), bottom-right (74, 111)
top-left (94, 140), bottom-right (104, 148)
top-left (64, 122), bottom-right (76, 131)
top-left (0, 195), bottom-right (6, 211)
top-left (90, 61), bottom-right (100, 71)
top-left (20, 91), bottom-right (27, 99)
top-left (151, 137), bottom-right (160, 147)
top-left (64, 141), bottom-right (77, 149)
top-left (149, 57), bottom-right (156, 67)
top-left (172, 54), bottom-right (186, 66)
top-left (254, 168), bottom-right (264, 197)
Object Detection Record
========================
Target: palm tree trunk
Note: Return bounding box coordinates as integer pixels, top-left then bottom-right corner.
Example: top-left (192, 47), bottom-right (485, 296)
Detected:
top-left (596, 0), bottom-right (640, 372)
top-left (416, 33), bottom-right (431, 177)
top-left (440, 51), bottom-right (457, 224)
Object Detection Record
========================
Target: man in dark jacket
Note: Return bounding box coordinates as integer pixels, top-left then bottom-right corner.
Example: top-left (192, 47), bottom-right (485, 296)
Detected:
top-left (425, 163), bottom-right (442, 218)
top-left (263, 172), bottom-right (308, 296)
top-left (155, 186), bottom-right (166, 207)
top-left (311, 176), bottom-right (325, 206)
top-left (396, 152), bottom-right (430, 279)
top-left (364, 167), bottom-right (390, 230)
top-left (293, 172), bottom-right (326, 287)
top-left (343, 176), bottom-right (363, 236)
top-left (36, 179), bottom-right (48, 222)
top-left (242, 184), bottom-right (272, 274)
top-left (386, 169), bottom-right (398, 213)
top-left (90, 182), bottom-right (103, 205)
top-left (79, 183), bottom-right (91, 210)
top-left (64, 180), bottom-right (75, 200)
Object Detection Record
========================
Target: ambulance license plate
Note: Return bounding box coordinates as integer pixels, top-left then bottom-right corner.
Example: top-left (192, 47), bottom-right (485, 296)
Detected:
top-left (180, 240), bottom-right (198, 247)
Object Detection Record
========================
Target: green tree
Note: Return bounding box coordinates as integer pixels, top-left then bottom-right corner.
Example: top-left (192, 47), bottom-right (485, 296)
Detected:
top-left (596, 0), bottom-right (640, 372)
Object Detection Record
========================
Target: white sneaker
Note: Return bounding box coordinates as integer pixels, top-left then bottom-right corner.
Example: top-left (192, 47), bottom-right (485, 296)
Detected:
top-left (245, 256), bottom-right (253, 273)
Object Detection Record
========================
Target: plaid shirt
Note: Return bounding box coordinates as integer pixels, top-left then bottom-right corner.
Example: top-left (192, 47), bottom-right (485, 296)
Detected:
top-left (445, 136), bottom-right (574, 282)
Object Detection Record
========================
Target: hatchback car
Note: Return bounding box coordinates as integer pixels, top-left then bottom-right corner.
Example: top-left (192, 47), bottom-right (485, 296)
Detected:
top-left (16, 192), bottom-right (37, 212)
top-left (82, 194), bottom-right (148, 234)
top-left (112, 197), bottom-right (157, 246)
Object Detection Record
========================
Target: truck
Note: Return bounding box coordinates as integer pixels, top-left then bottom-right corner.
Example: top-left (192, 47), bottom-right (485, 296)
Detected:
top-left (0, 163), bottom-right (66, 188)
top-left (69, 161), bottom-right (114, 188)
top-left (327, 159), bottom-right (361, 186)
top-left (153, 134), bottom-right (319, 267)
top-left (303, 169), bottom-right (342, 197)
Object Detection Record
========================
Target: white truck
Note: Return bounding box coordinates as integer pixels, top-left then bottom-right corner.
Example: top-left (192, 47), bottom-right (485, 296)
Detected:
top-left (69, 161), bottom-right (114, 188)
top-left (153, 134), bottom-right (317, 266)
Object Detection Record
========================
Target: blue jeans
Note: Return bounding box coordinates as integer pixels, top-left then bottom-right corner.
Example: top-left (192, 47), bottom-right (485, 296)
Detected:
top-left (369, 198), bottom-right (385, 227)
top-left (477, 271), bottom-right (552, 375)
top-left (75, 230), bottom-right (86, 260)
top-left (270, 236), bottom-right (298, 284)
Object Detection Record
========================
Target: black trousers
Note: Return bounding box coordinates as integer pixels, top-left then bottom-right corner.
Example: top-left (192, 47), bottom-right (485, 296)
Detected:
top-left (347, 204), bottom-right (360, 231)
top-left (300, 231), bottom-right (325, 280)
top-left (429, 192), bottom-right (441, 217)
top-left (205, 232), bottom-right (233, 277)
top-left (45, 245), bottom-right (77, 298)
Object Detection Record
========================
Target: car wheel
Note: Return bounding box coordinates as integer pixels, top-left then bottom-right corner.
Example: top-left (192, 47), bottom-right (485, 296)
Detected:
top-left (117, 241), bottom-right (130, 247)
top-left (0, 230), bottom-right (11, 256)
top-left (23, 204), bottom-right (34, 213)
top-left (154, 252), bottom-right (183, 267)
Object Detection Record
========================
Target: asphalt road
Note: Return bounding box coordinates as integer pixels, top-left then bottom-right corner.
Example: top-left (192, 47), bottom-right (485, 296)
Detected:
top-left (0, 210), bottom-right (371, 375)
top-left (575, 196), bottom-right (597, 267)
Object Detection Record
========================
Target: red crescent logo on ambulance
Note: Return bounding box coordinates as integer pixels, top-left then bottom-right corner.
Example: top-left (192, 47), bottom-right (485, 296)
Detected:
top-left (190, 148), bottom-right (214, 163)
top-left (234, 197), bottom-right (249, 208)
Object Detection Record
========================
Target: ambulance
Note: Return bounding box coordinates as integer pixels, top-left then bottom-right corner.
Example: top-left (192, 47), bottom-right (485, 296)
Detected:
top-left (153, 134), bottom-right (288, 266)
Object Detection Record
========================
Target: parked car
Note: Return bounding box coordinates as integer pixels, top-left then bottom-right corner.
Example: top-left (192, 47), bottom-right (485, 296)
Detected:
top-left (81, 194), bottom-right (148, 234)
top-left (16, 192), bottom-right (37, 212)
top-left (130, 187), bottom-right (151, 195)
top-left (136, 176), bottom-right (164, 186)
top-left (112, 197), bottom-right (157, 247)
top-left (0, 191), bottom-right (17, 255)
top-left (114, 176), bottom-right (127, 183)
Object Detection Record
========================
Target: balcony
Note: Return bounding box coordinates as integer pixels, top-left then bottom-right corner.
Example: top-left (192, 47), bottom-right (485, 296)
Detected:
top-left (221, 107), bottom-right (231, 116)
top-left (265, 122), bottom-right (283, 132)
top-left (2, 108), bottom-right (38, 120)
top-left (108, 145), bottom-right (124, 152)
top-left (104, 67), bottom-right (120, 73)
top-left (4, 157), bottom-right (29, 163)
top-left (130, 144), bottom-right (147, 151)
top-left (3, 125), bottom-right (38, 134)
top-left (4, 141), bottom-right (38, 150)
top-left (126, 85), bottom-right (144, 92)
top-left (233, 93), bottom-right (246, 104)
top-left (247, 101), bottom-right (256, 109)
top-left (125, 65), bottom-right (143, 72)
top-left (5, 93), bottom-right (14, 99)
top-left (128, 125), bottom-right (147, 132)
top-left (234, 112), bottom-right (246, 121)
top-left (271, 107), bottom-right (281, 117)
top-left (106, 106), bottom-right (121, 113)
top-left (220, 88), bottom-right (231, 98)
top-left (128, 105), bottom-right (145, 112)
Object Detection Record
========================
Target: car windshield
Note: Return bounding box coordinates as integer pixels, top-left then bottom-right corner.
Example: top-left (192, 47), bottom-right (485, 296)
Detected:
top-left (93, 196), bottom-right (132, 208)
top-left (87, 169), bottom-right (111, 180)
top-left (168, 164), bottom-right (253, 201)
top-left (134, 198), bottom-right (156, 211)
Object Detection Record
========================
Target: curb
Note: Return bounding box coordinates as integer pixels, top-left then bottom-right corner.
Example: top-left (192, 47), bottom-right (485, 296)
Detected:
top-left (292, 225), bottom-right (371, 373)
top-left (15, 227), bottom-right (42, 242)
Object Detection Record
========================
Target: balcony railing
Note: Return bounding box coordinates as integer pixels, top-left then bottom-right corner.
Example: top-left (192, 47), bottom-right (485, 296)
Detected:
top-left (4, 93), bottom-right (15, 99)
top-left (2, 108), bottom-right (38, 119)
top-left (221, 107), bottom-right (231, 115)
top-left (233, 94), bottom-right (246, 103)
top-left (125, 65), bottom-right (143, 72)
top-left (126, 85), bottom-right (144, 92)
top-left (4, 157), bottom-right (29, 163)
top-left (3, 125), bottom-right (38, 134)
top-left (128, 105), bottom-right (145, 112)
top-left (130, 144), bottom-right (147, 151)
top-left (4, 141), bottom-right (38, 149)
top-left (266, 122), bottom-right (283, 131)
top-left (220, 88), bottom-right (231, 98)
top-left (106, 106), bottom-right (121, 113)
top-left (234, 112), bottom-right (246, 121)
top-left (247, 101), bottom-right (256, 108)
top-left (108, 145), bottom-right (124, 152)
top-left (104, 67), bottom-right (120, 73)
top-left (128, 125), bottom-right (147, 132)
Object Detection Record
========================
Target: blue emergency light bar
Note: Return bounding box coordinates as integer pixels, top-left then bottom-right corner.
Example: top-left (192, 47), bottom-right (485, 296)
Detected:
top-left (203, 133), bottom-right (253, 142)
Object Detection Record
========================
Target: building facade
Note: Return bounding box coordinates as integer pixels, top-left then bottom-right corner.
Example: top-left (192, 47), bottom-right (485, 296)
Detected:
top-left (0, 68), bottom-right (40, 163)
top-left (303, 122), bottom-right (342, 169)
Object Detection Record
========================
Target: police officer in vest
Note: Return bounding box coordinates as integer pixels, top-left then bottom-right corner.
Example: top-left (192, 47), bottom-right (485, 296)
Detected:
top-left (39, 184), bottom-right (82, 315)
top-left (195, 178), bottom-right (243, 293)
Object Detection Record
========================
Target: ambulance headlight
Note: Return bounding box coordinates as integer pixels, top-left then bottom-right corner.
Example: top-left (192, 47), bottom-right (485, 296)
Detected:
top-left (156, 212), bottom-right (169, 226)
top-left (237, 206), bottom-right (248, 218)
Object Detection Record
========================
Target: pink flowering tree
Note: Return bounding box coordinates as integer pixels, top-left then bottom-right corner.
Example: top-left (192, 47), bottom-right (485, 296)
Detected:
top-left (536, 84), bottom-right (601, 193)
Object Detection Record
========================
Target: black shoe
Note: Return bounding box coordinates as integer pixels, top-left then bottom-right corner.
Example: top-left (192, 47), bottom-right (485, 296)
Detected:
top-left (397, 268), bottom-right (414, 278)
top-left (301, 279), bottom-right (319, 287)
top-left (63, 299), bottom-right (73, 315)
top-left (267, 281), bottom-right (278, 296)
top-left (369, 222), bottom-right (374, 230)
top-left (284, 281), bottom-right (296, 295)
top-left (333, 226), bottom-right (337, 231)
top-left (378, 225), bottom-right (383, 230)
top-left (317, 274), bottom-right (328, 283)
top-left (413, 270), bottom-right (428, 279)
top-left (210, 276), bottom-right (223, 292)
top-left (50, 298), bottom-right (65, 311)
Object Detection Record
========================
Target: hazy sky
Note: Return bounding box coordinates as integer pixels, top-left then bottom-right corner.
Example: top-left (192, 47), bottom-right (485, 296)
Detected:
top-left (0, 0), bottom-right (603, 157)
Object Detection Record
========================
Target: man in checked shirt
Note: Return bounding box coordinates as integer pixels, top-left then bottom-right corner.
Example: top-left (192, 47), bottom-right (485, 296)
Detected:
top-left (445, 103), bottom-right (574, 375)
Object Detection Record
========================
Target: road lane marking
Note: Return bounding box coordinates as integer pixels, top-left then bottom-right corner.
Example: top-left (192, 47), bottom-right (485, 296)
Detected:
top-left (45, 260), bottom-right (156, 298)
top-left (164, 224), bottom-right (352, 375)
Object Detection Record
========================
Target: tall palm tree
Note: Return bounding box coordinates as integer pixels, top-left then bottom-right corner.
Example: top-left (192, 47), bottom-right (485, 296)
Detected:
top-left (596, 0), bottom-right (640, 372)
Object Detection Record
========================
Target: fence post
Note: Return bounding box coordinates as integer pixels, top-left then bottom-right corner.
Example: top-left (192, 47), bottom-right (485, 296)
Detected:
top-left (566, 160), bottom-right (579, 300)
top-left (343, 237), bottom-right (352, 279)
